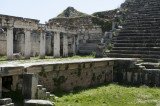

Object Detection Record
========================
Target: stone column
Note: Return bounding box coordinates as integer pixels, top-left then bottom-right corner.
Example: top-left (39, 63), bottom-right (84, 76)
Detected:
top-left (40, 30), bottom-right (46, 59)
top-left (76, 35), bottom-right (79, 54)
top-left (23, 74), bottom-right (38, 99)
top-left (7, 27), bottom-right (13, 60)
top-left (63, 33), bottom-right (68, 57)
top-left (25, 29), bottom-right (31, 59)
top-left (72, 35), bottom-right (76, 55)
top-left (54, 32), bottom-right (60, 58)
top-left (0, 77), bottom-right (2, 98)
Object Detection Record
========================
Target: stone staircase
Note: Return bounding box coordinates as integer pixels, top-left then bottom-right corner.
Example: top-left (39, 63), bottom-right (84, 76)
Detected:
top-left (107, 0), bottom-right (160, 85)
top-left (24, 85), bottom-right (55, 106)
top-left (37, 85), bottom-right (54, 99)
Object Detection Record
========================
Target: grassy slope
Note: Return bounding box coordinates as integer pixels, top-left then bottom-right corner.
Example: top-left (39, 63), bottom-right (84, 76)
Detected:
top-left (51, 84), bottom-right (160, 106)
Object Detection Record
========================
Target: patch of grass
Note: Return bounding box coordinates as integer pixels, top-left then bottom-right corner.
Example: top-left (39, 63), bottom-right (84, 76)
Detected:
top-left (51, 84), bottom-right (160, 106)
top-left (0, 56), bottom-right (7, 60)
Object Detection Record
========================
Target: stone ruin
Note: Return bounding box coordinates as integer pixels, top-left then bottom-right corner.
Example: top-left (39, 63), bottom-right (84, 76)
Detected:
top-left (1, 0), bottom-right (160, 105)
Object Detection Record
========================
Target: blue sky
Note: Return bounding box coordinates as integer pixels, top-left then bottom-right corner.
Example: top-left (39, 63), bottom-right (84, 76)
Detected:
top-left (0, 0), bottom-right (125, 23)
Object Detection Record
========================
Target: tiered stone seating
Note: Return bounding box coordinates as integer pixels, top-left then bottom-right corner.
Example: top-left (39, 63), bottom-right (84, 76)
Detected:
top-left (108, 0), bottom-right (160, 85)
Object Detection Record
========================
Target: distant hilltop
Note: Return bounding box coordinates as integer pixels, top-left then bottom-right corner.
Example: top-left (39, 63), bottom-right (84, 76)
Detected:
top-left (57, 7), bottom-right (88, 18)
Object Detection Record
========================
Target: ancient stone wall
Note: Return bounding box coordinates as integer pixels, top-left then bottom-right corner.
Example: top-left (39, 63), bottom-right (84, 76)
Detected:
top-left (49, 16), bottom-right (103, 43)
top-left (93, 9), bottom-right (118, 20)
top-left (0, 32), bottom-right (7, 55)
top-left (0, 60), bottom-right (113, 92)
top-left (38, 61), bottom-right (113, 91)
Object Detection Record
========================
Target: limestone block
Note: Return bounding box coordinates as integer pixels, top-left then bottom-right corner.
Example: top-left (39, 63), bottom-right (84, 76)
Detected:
top-left (0, 98), bottom-right (12, 105)
top-left (23, 74), bottom-right (38, 99)
top-left (44, 65), bottom-right (54, 72)
top-left (26, 66), bottom-right (42, 74)
top-left (68, 64), bottom-right (78, 70)
top-left (24, 99), bottom-right (55, 106)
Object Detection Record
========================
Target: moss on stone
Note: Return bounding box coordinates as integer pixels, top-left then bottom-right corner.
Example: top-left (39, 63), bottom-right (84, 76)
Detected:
top-left (91, 16), bottom-right (113, 32)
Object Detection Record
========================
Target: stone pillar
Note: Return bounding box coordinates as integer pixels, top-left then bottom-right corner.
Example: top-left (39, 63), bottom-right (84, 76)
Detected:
top-left (76, 35), bottom-right (79, 54)
top-left (63, 33), bottom-right (68, 57)
top-left (54, 32), bottom-right (60, 58)
top-left (0, 77), bottom-right (2, 98)
top-left (40, 30), bottom-right (46, 59)
top-left (7, 27), bottom-right (13, 60)
top-left (72, 35), bottom-right (76, 55)
top-left (25, 29), bottom-right (31, 59)
top-left (11, 75), bottom-right (18, 91)
top-left (23, 74), bottom-right (38, 99)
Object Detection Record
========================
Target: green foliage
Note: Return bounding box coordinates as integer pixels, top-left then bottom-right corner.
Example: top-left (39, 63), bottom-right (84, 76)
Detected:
top-left (39, 72), bottom-right (47, 78)
top-left (51, 84), bottom-right (160, 106)
top-left (91, 16), bottom-right (112, 32)
top-left (0, 56), bottom-right (7, 60)
top-left (53, 76), bottom-right (66, 88)
top-left (2, 90), bottom-right (24, 105)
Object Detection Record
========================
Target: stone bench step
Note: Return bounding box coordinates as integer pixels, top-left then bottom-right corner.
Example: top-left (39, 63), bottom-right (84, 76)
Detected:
top-left (118, 33), bottom-right (160, 36)
top-left (123, 27), bottom-right (160, 30)
top-left (112, 40), bottom-right (160, 43)
top-left (114, 43), bottom-right (160, 47)
top-left (107, 53), bottom-right (160, 58)
top-left (141, 63), bottom-right (160, 69)
top-left (110, 50), bottom-right (160, 55)
top-left (113, 36), bottom-right (160, 40)
top-left (141, 58), bottom-right (160, 63)
top-left (120, 30), bottom-right (160, 33)
top-left (112, 47), bottom-right (160, 51)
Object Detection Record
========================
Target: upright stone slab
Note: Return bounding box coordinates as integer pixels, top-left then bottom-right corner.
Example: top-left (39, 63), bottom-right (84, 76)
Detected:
top-left (11, 75), bottom-right (18, 91)
top-left (72, 35), bottom-right (76, 55)
top-left (0, 77), bottom-right (2, 98)
top-left (7, 27), bottom-right (13, 60)
top-left (23, 74), bottom-right (38, 99)
top-left (63, 33), bottom-right (68, 57)
top-left (40, 30), bottom-right (46, 59)
top-left (54, 32), bottom-right (60, 58)
top-left (25, 29), bottom-right (31, 59)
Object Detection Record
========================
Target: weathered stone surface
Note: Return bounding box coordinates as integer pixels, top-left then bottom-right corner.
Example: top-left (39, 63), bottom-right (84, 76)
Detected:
top-left (23, 74), bottom-right (38, 99)
top-left (24, 99), bottom-right (55, 106)
top-left (0, 98), bottom-right (12, 105)
top-left (95, 44), bottom-right (106, 57)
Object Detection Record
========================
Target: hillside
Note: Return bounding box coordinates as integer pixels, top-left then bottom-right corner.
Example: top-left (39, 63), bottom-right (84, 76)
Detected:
top-left (57, 7), bottom-right (88, 18)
